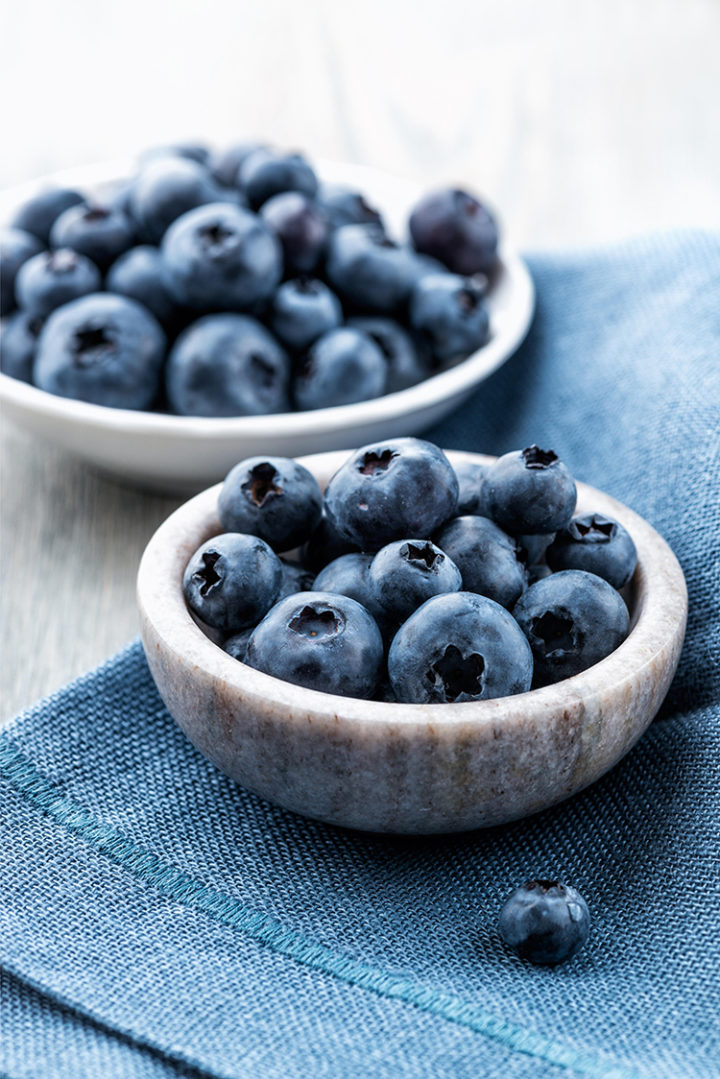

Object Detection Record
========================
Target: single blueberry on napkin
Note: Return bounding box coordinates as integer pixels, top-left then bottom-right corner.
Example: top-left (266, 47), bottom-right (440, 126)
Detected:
top-left (2, 231), bottom-right (718, 1079)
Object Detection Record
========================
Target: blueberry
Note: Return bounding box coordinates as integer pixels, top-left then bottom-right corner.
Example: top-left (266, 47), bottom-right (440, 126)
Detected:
top-left (410, 273), bottom-right (490, 364)
top-left (223, 627), bottom-right (254, 662)
top-left (210, 141), bottom-right (267, 188)
top-left (547, 514), bottom-right (638, 589)
top-left (218, 455), bottom-right (323, 551)
top-left (50, 204), bottom-right (135, 271)
top-left (260, 192), bottom-right (328, 275)
top-left (0, 312), bottom-right (44, 383)
top-left (34, 294), bottom-right (165, 409)
top-left (293, 327), bottom-right (387, 411)
top-left (106, 246), bottom-right (178, 328)
top-left (515, 532), bottom-right (555, 567)
top-left (326, 225), bottom-right (418, 313)
top-left (183, 533), bottom-right (282, 634)
top-left (513, 570), bottom-right (630, 686)
top-left (486, 446), bottom-right (577, 535)
top-left (271, 277), bottom-right (342, 351)
top-left (15, 249), bottom-right (101, 317)
top-left (347, 316), bottom-right (430, 393)
top-left (129, 157), bottom-right (225, 243)
top-left (162, 203), bottom-right (282, 312)
top-left (1, 228), bottom-right (43, 315)
top-left (277, 558), bottom-right (316, 599)
top-left (312, 553), bottom-right (383, 621)
top-left (499, 880), bottom-right (590, 965)
top-left (409, 187), bottom-right (499, 275)
top-left (317, 183), bottom-right (383, 230)
top-left (302, 512), bottom-right (359, 573)
top-left (370, 539), bottom-right (462, 623)
top-left (11, 187), bottom-right (84, 245)
top-left (166, 314), bottom-right (290, 417)
top-left (388, 591), bottom-right (533, 704)
top-left (434, 515), bottom-right (527, 609)
top-left (453, 459), bottom-right (491, 516)
top-left (138, 142), bottom-right (210, 167)
top-left (324, 437), bottom-right (459, 552)
top-left (239, 149), bottom-right (318, 210)
top-left (245, 591), bottom-right (383, 698)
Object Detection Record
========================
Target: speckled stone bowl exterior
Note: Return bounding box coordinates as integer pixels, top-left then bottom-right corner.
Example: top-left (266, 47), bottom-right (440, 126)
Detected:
top-left (137, 450), bottom-right (687, 834)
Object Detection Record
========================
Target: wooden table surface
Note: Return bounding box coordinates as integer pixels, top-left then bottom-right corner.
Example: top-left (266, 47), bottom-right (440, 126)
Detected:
top-left (2, 0), bottom-right (719, 722)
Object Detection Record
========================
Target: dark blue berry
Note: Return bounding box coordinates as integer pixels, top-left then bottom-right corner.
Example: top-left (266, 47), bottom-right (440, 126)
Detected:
top-left (409, 187), bottom-right (499, 275)
top-left (486, 446), bottom-right (577, 535)
top-left (313, 553), bottom-right (382, 618)
top-left (210, 141), bottom-right (267, 187)
top-left (293, 327), bottom-right (387, 410)
top-left (388, 591), bottom-right (533, 704)
top-left (106, 246), bottom-right (178, 328)
top-left (162, 202), bottom-right (282, 311)
top-left (324, 437), bottom-right (459, 552)
top-left (223, 627), bottom-right (254, 662)
top-left (410, 273), bottom-right (490, 364)
top-left (454, 459), bottom-right (491, 516)
top-left (317, 184), bottom-right (383, 230)
top-left (515, 532), bottom-right (555, 567)
top-left (239, 149), bottom-right (318, 209)
top-left (326, 225), bottom-right (418, 313)
top-left (34, 294), bottom-right (165, 409)
top-left (370, 539), bottom-right (462, 622)
top-left (245, 591), bottom-right (383, 698)
top-left (347, 316), bottom-right (430, 392)
top-left (260, 192), bottom-right (328, 275)
top-left (513, 570), bottom-right (630, 686)
top-left (50, 204), bottom-right (135, 271)
top-left (302, 512), bottom-right (359, 573)
top-left (11, 187), bottom-right (84, 245)
top-left (547, 514), bottom-right (637, 589)
top-left (15, 249), bottom-right (101, 317)
top-left (0, 312), bottom-right (44, 383)
top-left (166, 314), bottom-right (289, 417)
top-left (138, 142), bottom-right (210, 167)
top-left (277, 558), bottom-right (316, 599)
top-left (499, 880), bottom-right (590, 965)
top-left (271, 277), bottom-right (342, 351)
top-left (130, 157), bottom-right (225, 243)
top-left (218, 455), bottom-right (323, 551)
top-left (1, 228), bottom-right (43, 315)
top-left (184, 533), bottom-right (282, 633)
top-left (434, 515), bottom-right (527, 610)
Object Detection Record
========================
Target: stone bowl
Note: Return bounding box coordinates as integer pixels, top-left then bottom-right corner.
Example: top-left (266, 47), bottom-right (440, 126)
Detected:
top-left (137, 449), bottom-right (687, 834)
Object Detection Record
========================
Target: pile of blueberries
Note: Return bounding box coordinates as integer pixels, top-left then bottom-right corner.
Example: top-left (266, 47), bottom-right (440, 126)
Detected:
top-left (183, 436), bottom-right (637, 704)
top-left (0, 141), bottom-right (499, 415)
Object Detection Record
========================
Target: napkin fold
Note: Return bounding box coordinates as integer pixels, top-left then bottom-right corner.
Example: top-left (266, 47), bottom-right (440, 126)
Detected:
top-left (2, 231), bottom-right (719, 1079)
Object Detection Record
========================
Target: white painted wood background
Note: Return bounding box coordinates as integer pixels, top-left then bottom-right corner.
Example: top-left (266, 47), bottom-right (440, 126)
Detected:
top-left (2, 0), bottom-right (719, 720)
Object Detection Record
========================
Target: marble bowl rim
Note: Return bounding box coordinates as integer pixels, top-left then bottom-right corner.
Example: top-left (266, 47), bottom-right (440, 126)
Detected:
top-left (137, 448), bottom-right (688, 737)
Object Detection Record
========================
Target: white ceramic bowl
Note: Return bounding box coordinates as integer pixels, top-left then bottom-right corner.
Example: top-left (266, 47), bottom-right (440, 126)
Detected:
top-left (1, 160), bottom-right (534, 492)
top-left (137, 449), bottom-right (688, 834)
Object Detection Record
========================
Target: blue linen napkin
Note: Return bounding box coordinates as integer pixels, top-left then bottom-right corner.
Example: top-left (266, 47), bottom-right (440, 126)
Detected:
top-left (1, 231), bottom-right (719, 1079)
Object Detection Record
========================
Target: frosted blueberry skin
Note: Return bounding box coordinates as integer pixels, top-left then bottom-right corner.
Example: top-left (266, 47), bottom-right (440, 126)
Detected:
top-left (210, 141), bottom-right (268, 188)
top-left (498, 880), bottom-right (590, 966)
top-left (347, 316), bottom-right (430, 393)
top-left (129, 157), bottom-right (226, 244)
top-left (162, 203), bottom-right (282, 312)
top-left (312, 554), bottom-right (394, 643)
top-left (409, 187), bottom-right (499, 276)
top-left (223, 627), bottom-right (254, 662)
top-left (0, 228), bottom-right (43, 315)
top-left (260, 192), bottom-right (329, 275)
top-left (409, 273), bottom-right (490, 364)
top-left (239, 149), bottom-right (318, 210)
top-left (271, 278), bottom-right (343, 352)
top-left (106, 246), bottom-right (178, 328)
top-left (276, 558), bottom-right (316, 600)
top-left (138, 142), bottom-right (210, 167)
top-left (15, 249), bottom-right (101, 318)
top-left (293, 327), bottom-right (387, 411)
top-left (302, 512), bottom-right (360, 573)
top-left (454, 460), bottom-right (491, 517)
top-left (323, 437), bottom-right (459, 552)
top-left (486, 446), bottom-right (577, 535)
top-left (513, 569), bottom-right (630, 686)
top-left (388, 591), bottom-right (533, 704)
top-left (317, 183), bottom-right (384, 230)
top-left (183, 533), bottom-right (283, 634)
top-left (11, 187), bottom-right (84, 245)
top-left (245, 591), bottom-right (384, 698)
top-left (0, 312), bottom-right (44, 383)
top-left (326, 225), bottom-right (419, 313)
top-left (369, 539), bottom-right (462, 623)
top-left (218, 455), bottom-right (323, 552)
top-left (166, 314), bottom-right (290, 418)
top-left (50, 204), bottom-right (135, 271)
top-left (34, 293), bottom-right (165, 410)
top-left (434, 515), bottom-right (527, 610)
top-left (547, 514), bottom-right (638, 589)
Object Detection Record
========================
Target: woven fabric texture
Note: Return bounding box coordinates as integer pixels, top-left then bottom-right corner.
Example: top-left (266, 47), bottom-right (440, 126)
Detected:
top-left (1, 231), bottom-right (719, 1079)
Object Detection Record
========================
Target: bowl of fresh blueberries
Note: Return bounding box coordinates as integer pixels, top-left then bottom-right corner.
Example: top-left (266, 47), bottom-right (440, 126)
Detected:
top-left (0, 143), bottom-right (533, 491)
top-left (137, 436), bottom-right (687, 833)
